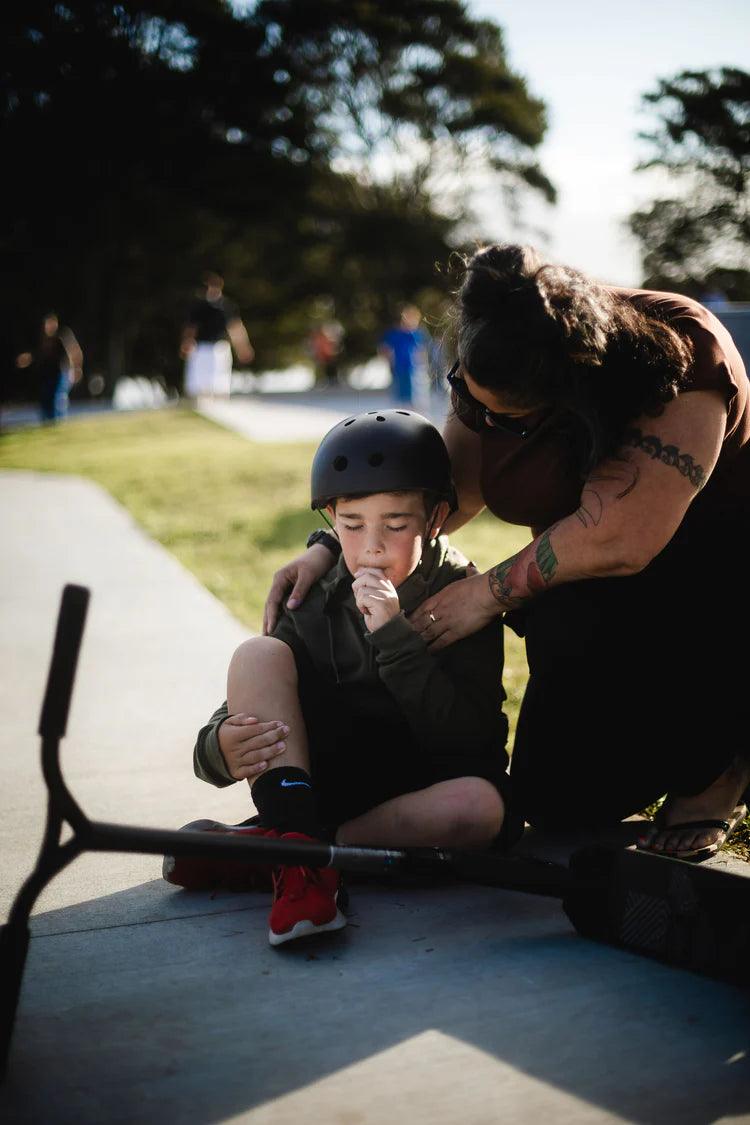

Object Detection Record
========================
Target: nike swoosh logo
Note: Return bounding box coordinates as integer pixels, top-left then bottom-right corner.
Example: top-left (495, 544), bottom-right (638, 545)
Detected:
top-left (280, 779), bottom-right (311, 788)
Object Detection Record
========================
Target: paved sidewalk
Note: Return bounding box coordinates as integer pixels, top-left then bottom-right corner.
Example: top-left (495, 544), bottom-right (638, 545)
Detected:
top-left (196, 386), bottom-right (451, 442)
top-left (1, 453), bottom-right (749, 1121)
top-left (0, 384), bottom-right (450, 442)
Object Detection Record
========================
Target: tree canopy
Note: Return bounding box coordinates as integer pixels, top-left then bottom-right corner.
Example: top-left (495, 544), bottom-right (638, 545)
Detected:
top-left (1, 0), bottom-right (553, 393)
top-left (629, 67), bottom-right (750, 298)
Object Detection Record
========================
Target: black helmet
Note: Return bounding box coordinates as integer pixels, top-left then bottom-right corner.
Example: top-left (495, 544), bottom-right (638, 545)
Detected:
top-left (310, 409), bottom-right (455, 510)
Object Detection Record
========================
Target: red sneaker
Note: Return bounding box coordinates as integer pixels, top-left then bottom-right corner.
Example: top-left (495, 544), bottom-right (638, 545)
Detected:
top-left (162, 819), bottom-right (273, 892)
top-left (268, 832), bottom-right (347, 946)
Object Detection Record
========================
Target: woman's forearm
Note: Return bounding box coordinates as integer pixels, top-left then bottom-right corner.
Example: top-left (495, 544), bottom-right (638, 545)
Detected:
top-left (486, 529), bottom-right (561, 611)
top-left (484, 518), bottom-right (638, 612)
top-left (409, 506), bottom-right (633, 650)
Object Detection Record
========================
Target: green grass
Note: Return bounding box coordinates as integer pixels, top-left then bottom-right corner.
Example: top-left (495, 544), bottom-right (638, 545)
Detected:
top-left (4, 407), bottom-right (747, 859)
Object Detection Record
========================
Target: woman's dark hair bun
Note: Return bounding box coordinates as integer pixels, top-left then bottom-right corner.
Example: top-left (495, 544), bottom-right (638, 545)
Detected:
top-left (461, 243), bottom-right (615, 367)
top-left (461, 245), bottom-right (540, 320)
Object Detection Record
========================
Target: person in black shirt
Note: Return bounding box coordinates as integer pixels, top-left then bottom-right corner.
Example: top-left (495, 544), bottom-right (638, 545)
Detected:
top-left (180, 272), bottom-right (254, 398)
top-left (16, 312), bottom-right (83, 423)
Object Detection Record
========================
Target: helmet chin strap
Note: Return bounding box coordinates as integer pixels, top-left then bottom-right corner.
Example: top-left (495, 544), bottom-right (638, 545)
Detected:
top-left (414, 511), bottom-right (440, 570)
top-left (425, 504), bottom-right (443, 542)
top-left (316, 506), bottom-right (338, 534)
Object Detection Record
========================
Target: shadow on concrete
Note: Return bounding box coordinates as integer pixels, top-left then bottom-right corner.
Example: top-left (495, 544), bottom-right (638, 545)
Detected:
top-left (2, 874), bottom-right (749, 1125)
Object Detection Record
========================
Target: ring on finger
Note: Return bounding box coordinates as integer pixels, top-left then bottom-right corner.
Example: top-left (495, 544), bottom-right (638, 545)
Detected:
top-left (428, 612), bottom-right (436, 624)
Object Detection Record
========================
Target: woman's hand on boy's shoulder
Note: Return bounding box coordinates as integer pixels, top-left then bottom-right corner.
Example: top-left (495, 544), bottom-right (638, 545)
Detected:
top-left (409, 568), bottom-right (499, 650)
top-left (263, 544), bottom-right (335, 634)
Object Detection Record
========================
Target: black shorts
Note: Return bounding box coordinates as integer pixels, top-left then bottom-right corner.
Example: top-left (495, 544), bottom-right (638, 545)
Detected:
top-left (289, 644), bottom-right (512, 837)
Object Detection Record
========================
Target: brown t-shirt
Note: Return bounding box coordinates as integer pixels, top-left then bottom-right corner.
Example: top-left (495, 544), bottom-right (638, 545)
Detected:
top-left (457, 289), bottom-right (750, 543)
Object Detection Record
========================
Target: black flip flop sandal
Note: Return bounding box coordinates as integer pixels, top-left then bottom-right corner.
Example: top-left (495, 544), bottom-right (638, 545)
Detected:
top-left (636, 803), bottom-right (747, 862)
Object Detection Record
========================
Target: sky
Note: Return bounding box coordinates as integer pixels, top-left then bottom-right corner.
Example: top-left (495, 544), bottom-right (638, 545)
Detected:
top-left (465, 0), bottom-right (748, 286)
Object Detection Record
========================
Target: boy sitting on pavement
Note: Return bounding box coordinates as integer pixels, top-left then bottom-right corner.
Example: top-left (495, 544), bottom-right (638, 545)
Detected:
top-left (164, 410), bottom-right (513, 945)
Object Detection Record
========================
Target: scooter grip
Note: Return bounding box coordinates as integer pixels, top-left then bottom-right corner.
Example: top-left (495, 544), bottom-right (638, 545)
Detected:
top-left (38, 584), bottom-right (90, 739)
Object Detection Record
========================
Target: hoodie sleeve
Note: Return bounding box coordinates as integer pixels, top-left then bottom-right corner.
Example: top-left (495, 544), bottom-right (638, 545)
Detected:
top-left (193, 700), bottom-right (236, 787)
top-left (366, 612), bottom-right (508, 760)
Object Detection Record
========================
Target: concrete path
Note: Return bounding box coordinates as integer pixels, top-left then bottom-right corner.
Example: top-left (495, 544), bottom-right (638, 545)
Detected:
top-left (1, 403), bottom-right (749, 1123)
top-left (196, 386), bottom-right (451, 442)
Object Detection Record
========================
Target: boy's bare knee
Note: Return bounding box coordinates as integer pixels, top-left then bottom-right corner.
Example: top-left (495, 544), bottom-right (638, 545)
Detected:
top-left (231, 634), bottom-right (288, 663)
top-left (229, 636), bottom-right (296, 680)
top-left (438, 777), bottom-right (504, 847)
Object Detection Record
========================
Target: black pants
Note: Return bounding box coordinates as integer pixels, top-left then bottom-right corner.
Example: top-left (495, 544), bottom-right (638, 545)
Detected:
top-left (290, 646), bottom-right (511, 836)
top-left (508, 568), bottom-right (742, 830)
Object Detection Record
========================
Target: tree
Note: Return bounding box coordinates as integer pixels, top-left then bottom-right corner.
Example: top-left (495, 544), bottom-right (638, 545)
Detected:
top-left (629, 67), bottom-right (750, 296)
top-left (1, 0), bottom-right (554, 393)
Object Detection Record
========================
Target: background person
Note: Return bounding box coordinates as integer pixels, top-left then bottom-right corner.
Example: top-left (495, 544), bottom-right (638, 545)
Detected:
top-left (308, 320), bottom-right (344, 388)
top-left (180, 271), bottom-right (254, 398)
top-left (378, 304), bottom-right (431, 405)
top-left (16, 311), bottom-right (82, 423)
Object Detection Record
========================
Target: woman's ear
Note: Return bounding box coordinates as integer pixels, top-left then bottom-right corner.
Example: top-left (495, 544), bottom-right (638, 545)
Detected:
top-left (428, 500), bottom-right (451, 539)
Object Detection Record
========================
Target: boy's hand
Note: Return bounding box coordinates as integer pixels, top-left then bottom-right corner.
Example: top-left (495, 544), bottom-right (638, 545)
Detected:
top-left (352, 567), bottom-right (400, 632)
top-left (219, 713), bottom-right (289, 780)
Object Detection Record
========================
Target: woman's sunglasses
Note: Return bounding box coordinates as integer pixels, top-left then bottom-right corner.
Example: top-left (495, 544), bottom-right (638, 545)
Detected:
top-left (446, 362), bottom-right (545, 438)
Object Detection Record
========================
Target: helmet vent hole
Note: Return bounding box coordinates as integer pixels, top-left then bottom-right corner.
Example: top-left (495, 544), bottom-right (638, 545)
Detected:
top-left (344, 419), bottom-right (355, 426)
top-left (368, 452), bottom-right (384, 467)
top-left (375, 415), bottom-right (386, 422)
top-left (333, 456), bottom-right (348, 471)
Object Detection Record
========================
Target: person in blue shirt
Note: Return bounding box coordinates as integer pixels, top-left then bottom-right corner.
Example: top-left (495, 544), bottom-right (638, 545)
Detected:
top-left (378, 304), bottom-right (431, 405)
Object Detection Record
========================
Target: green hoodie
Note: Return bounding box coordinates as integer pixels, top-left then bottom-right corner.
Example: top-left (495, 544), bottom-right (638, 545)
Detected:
top-left (193, 536), bottom-right (508, 789)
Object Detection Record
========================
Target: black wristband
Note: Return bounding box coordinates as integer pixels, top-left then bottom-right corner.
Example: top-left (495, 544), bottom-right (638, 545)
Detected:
top-left (306, 528), bottom-right (341, 558)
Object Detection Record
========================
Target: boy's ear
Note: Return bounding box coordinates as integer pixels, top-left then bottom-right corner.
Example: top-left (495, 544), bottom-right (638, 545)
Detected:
top-left (428, 500), bottom-right (451, 538)
top-left (325, 503), bottom-right (336, 523)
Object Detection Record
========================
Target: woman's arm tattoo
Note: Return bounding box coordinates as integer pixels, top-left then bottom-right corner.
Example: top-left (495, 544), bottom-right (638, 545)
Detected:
top-left (623, 427), bottom-right (707, 490)
top-left (488, 557), bottom-right (527, 610)
top-left (535, 532), bottom-right (558, 584)
top-left (576, 462), bottom-right (639, 528)
top-left (576, 486), bottom-right (603, 528)
top-left (488, 532), bottom-right (559, 608)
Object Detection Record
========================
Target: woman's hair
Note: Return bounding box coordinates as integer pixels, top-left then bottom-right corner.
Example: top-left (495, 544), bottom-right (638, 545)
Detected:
top-left (451, 244), bottom-right (694, 470)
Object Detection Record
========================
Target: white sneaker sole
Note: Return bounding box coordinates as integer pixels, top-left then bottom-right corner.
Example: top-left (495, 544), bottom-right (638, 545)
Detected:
top-left (268, 908), bottom-right (347, 947)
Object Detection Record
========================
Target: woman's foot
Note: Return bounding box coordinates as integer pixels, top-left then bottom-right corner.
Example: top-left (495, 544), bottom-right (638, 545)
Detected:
top-left (638, 756), bottom-right (750, 860)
